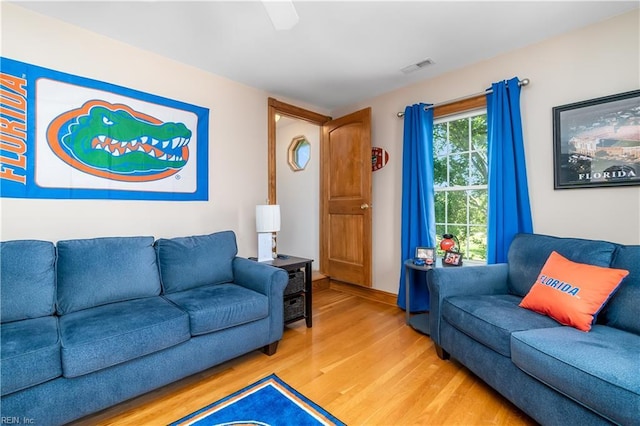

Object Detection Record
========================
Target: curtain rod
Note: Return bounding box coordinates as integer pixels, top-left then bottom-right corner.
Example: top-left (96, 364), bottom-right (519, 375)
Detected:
top-left (396, 78), bottom-right (530, 118)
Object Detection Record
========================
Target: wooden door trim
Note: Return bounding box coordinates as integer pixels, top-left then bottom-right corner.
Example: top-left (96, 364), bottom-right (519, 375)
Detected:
top-left (267, 98), bottom-right (331, 204)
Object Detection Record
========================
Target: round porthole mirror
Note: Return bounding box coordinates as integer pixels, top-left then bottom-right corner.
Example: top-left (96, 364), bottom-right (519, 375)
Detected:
top-left (287, 135), bottom-right (311, 171)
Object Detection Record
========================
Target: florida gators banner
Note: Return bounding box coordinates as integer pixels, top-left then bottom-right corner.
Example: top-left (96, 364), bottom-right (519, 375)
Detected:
top-left (0, 57), bottom-right (209, 200)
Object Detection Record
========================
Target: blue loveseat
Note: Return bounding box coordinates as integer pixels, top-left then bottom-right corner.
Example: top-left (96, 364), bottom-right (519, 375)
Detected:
top-left (0, 231), bottom-right (288, 425)
top-left (428, 233), bottom-right (640, 425)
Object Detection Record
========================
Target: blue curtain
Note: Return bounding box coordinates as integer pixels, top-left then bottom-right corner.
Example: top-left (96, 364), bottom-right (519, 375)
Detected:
top-left (486, 77), bottom-right (533, 264)
top-left (397, 103), bottom-right (436, 312)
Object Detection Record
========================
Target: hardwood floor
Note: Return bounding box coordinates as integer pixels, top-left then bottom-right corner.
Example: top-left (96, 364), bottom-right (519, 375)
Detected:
top-left (71, 289), bottom-right (536, 425)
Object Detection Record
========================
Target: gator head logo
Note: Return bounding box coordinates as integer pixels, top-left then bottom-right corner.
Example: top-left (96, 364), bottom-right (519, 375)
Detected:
top-left (47, 100), bottom-right (192, 182)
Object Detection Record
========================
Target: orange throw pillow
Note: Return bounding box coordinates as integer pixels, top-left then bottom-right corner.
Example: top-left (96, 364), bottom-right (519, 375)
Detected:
top-left (519, 251), bottom-right (628, 331)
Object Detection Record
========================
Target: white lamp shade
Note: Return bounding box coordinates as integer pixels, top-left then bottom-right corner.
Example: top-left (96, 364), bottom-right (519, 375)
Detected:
top-left (256, 205), bottom-right (281, 233)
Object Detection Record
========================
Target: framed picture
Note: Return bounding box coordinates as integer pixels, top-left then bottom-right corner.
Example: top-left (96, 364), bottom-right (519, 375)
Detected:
top-left (553, 90), bottom-right (640, 189)
top-left (443, 251), bottom-right (463, 267)
top-left (414, 247), bottom-right (435, 266)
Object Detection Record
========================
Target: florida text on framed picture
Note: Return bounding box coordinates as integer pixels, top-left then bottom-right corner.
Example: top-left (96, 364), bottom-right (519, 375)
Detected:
top-left (553, 89), bottom-right (640, 189)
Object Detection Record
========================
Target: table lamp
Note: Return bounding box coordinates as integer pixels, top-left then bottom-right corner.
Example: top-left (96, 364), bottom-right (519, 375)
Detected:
top-left (439, 233), bottom-right (459, 252)
top-left (256, 204), bottom-right (281, 262)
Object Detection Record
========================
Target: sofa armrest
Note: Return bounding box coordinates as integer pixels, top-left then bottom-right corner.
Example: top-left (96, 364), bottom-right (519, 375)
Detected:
top-left (232, 257), bottom-right (288, 344)
top-left (427, 263), bottom-right (510, 344)
top-left (232, 257), bottom-right (288, 295)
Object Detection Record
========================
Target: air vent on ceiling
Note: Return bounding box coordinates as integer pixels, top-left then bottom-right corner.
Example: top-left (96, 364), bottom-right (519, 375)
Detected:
top-left (401, 58), bottom-right (435, 74)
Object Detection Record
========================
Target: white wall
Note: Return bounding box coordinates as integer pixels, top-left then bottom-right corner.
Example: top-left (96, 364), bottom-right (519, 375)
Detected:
top-left (275, 119), bottom-right (320, 268)
top-left (0, 4), bottom-right (271, 257)
top-left (332, 10), bottom-right (640, 295)
top-left (3, 5), bottom-right (638, 295)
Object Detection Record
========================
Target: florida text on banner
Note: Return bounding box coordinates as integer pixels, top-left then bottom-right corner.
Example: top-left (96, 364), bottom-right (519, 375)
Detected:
top-left (0, 57), bottom-right (209, 200)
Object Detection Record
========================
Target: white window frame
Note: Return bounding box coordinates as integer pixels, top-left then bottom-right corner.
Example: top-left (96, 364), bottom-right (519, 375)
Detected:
top-left (434, 108), bottom-right (488, 262)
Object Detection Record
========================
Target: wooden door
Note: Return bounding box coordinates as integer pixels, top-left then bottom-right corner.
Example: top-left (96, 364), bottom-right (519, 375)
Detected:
top-left (320, 108), bottom-right (372, 287)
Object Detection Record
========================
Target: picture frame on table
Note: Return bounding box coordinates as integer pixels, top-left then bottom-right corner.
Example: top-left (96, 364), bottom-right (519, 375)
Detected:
top-left (442, 251), bottom-right (463, 267)
top-left (553, 89), bottom-right (640, 190)
top-left (414, 247), bottom-right (435, 267)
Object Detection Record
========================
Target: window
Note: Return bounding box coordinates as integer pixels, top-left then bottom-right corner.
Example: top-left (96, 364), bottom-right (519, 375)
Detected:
top-left (287, 136), bottom-right (311, 171)
top-left (433, 109), bottom-right (488, 262)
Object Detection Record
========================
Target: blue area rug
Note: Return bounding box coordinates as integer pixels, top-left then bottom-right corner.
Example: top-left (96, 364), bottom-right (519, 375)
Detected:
top-left (169, 374), bottom-right (345, 426)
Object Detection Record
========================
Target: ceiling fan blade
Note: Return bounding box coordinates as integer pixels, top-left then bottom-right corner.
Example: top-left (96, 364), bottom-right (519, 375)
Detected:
top-left (262, 0), bottom-right (299, 31)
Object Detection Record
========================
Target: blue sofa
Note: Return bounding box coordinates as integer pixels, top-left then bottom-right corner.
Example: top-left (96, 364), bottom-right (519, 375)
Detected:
top-left (428, 233), bottom-right (640, 425)
top-left (0, 231), bottom-right (288, 425)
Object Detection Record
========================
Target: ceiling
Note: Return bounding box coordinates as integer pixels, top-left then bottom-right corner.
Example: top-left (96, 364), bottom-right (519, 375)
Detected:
top-left (11, 1), bottom-right (639, 111)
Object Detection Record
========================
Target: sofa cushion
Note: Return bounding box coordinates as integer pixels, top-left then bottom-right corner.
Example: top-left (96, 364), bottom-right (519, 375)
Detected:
top-left (163, 283), bottom-right (269, 336)
top-left (56, 236), bottom-right (161, 314)
top-left (519, 251), bottom-right (628, 332)
top-left (602, 245), bottom-right (640, 334)
top-left (156, 231), bottom-right (237, 294)
top-left (511, 326), bottom-right (640, 425)
top-left (442, 294), bottom-right (560, 357)
top-left (1, 240), bottom-right (56, 322)
top-left (507, 234), bottom-right (617, 297)
top-left (59, 297), bottom-right (190, 378)
top-left (0, 316), bottom-right (62, 396)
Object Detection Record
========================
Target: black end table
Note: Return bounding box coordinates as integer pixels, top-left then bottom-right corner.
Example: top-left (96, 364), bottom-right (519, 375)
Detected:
top-left (261, 255), bottom-right (313, 328)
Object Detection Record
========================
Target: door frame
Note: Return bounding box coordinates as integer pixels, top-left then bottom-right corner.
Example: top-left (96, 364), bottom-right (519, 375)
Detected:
top-left (267, 97), bottom-right (331, 204)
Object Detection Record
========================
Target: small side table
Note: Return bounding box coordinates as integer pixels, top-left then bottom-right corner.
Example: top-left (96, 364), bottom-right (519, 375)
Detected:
top-left (404, 259), bottom-right (434, 335)
top-left (261, 255), bottom-right (313, 328)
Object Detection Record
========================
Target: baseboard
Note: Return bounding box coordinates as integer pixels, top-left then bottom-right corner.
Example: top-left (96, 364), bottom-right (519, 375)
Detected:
top-left (311, 273), bottom-right (397, 306)
top-left (327, 280), bottom-right (397, 306)
top-left (312, 271), bottom-right (330, 291)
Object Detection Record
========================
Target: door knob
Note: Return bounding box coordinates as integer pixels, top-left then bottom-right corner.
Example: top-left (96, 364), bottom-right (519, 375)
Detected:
top-left (360, 203), bottom-right (370, 210)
